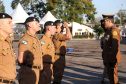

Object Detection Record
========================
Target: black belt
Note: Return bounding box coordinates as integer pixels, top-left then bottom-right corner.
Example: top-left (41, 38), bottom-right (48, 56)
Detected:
top-left (0, 79), bottom-right (13, 83)
top-left (55, 53), bottom-right (65, 56)
top-left (43, 62), bottom-right (54, 64)
top-left (22, 63), bottom-right (41, 69)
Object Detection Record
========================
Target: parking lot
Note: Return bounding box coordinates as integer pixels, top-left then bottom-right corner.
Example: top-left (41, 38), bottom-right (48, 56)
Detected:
top-left (13, 39), bottom-right (126, 84)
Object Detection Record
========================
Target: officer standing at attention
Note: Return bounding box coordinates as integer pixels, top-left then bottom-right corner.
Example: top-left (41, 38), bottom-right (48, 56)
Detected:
top-left (39, 21), bottom-right (56, 84)
top-left (102, 14), bottom-right (122, 84)
top-left (18, 17), bottom-right (43, 84)
top-left (52, 20), bottom-right (71, 84)
top-left (0, 13), bottom-right (16, 84)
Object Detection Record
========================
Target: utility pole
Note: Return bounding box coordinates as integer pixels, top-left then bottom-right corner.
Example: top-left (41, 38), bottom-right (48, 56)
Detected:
top-left (120, 4), bottom-right (123, 27)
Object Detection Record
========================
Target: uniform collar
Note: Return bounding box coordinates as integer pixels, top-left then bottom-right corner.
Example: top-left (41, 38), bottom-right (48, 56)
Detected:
top-left (0, 34), bottom-right (10, 42)
top-left (26, 30), bottom-right (36, 38)
top-left (45, 33), bottom-right (51, 38)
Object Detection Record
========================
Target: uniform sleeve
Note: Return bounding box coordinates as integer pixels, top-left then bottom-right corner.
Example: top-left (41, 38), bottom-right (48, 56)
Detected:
top-left (110, 29), bottom-right (120, 63)
top-left (57, 33), bottom-right (65, 41)
top-left (18, 39), bottom-right (31, 52)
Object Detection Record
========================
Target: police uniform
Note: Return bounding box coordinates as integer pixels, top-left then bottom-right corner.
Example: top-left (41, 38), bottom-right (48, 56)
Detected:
top-left (103, 15), bottom-right (122, 84)
top-left (0, 13), bottom-right (16, 84)
top-left (53, 20), bottom-right (66, 84)
top-left (18, 17), bottom-right (42, 84)
top-left (39, 21), bottom-right (55, 84)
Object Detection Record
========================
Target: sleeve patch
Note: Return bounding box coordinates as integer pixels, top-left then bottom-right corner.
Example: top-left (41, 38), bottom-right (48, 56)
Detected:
top-left (113, 31), bottom-right (117, 36)
top-left (41, 41), bottom-right (45, 45)
top-left (22, 40), bottom-right (28, 44)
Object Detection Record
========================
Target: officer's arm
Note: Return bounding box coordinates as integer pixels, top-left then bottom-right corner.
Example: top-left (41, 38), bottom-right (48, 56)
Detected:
top-left (18, 39), bottom-right (30, 64)
top-left (62, 22), bottom-right (71, 40)
top-left (18, 52), bottom-right (24, 63)
top-left (111, 30), bottom-right (119, 63)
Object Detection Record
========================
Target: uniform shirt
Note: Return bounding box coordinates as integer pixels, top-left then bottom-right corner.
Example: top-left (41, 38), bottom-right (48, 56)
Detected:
top-left (0, 34), bottom-right (16, 80)
top-left (53, 32), bottom-right (66, 55)
top-left (103, 26), bottom-right (122, 64)
top-left (18, 31), bottom-right (42, 66)
top-left (40, 33), bottom-right (55, 63)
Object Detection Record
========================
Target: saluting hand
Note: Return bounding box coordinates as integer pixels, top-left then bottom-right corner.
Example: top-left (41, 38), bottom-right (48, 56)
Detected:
top-left (63, 22), bottom-right (68, 28)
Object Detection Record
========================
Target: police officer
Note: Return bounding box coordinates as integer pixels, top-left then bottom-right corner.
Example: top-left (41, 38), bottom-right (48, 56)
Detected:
top-left (52, 20), bottom-right (71, 84)
top-left (102, 14), bottom-right (122, 84)
top-left (39, 21), bottom-right (56, 84)
top-left (0, 13), bottom-right (16, 84)
top-left (18, 17), bottom-right (43, 84)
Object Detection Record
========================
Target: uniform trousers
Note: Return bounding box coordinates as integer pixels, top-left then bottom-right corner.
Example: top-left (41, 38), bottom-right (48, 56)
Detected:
top-left (106, 63), bottom-right (119, 84)
top-left (18, 66), bottom-right (39, 84)
top-left (53, 55), bottom-right (66, 83)
top-left (38, 63), bottom-right (53, 84)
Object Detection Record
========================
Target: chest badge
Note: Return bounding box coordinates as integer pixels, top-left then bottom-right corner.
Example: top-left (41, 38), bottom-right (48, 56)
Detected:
top-left (105, 35), bottom-right (110, 41)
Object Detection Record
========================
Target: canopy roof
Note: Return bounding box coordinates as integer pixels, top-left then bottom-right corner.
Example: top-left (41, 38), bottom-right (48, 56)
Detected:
top-left (40, 11), bottom-right (57, 24)
top-left (11, 3), bottom-right (29, 23)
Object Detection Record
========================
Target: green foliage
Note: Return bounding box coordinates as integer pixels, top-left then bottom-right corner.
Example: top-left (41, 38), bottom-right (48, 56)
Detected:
top-left (11, 0), bottom-right (97, 23)
top-left (0, 0), bottom-right (5, 13)
top-left (115, 17), bottom-right (120, 24)
top-left (116, 10), bottom-right (126, 24)
top-left (93, 24), bottom-right (104, 38)
top-left (11, 0), bottom-right (38, 11)
top-left (23, 29), bottom-right (26, 33)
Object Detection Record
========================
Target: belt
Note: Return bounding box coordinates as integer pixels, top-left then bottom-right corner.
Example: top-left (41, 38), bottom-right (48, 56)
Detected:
top-left (43, 62), bottom-right (54, 64)
top-left (55, 53), bottom-right (65, 56)
top-left (0, 79), bottom-right (13, 83)
top-left (22, 63), bottom-right (41, 69)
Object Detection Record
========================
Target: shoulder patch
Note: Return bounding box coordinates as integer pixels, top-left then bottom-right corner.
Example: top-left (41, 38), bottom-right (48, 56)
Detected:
top-left (41, 41), bottom-right (45, 45)
top-left (113, 31), bottom-right (117, 36)
top-left (22, 40), bottom-right (28, 44)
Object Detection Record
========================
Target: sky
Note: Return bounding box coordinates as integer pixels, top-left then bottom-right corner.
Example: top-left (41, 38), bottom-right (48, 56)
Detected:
top-left (1, 0), bottom-right (126, 19)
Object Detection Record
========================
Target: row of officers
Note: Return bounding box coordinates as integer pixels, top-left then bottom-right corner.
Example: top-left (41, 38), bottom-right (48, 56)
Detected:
top-left (0, 13), bottom-right (71, 84)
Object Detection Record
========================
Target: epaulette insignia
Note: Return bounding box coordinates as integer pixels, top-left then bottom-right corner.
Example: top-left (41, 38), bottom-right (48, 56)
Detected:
top-left (1, 37), bottom-right (4, 40)
top-left (33, 42), bottom-right (37, 44)
top-left (22, 40), bottom-right (28, 44)
top-left (41, 41), bottom-right (45, 45)
top-left (2, 48), bottom-right (9, 51)
top-left (113, 31), bottom-right (117, 36)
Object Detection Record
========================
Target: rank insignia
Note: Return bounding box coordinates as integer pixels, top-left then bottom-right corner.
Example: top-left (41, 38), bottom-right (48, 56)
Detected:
top-left (113, 31), bottom-right (117, 35)
top-left (22, 40), bottom-right (28, 44)
top-left (41, 41), bottom-right (45, 45)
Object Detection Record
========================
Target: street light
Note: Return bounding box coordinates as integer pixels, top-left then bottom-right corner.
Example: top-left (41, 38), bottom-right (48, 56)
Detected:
top-left (120, 4), bottom-right (123, 26)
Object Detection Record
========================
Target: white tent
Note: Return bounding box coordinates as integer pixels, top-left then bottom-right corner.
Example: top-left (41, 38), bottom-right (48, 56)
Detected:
top-left (72, 22), bottom-right (94, 36)
top-left (40, 11), bottom-right (57, 24)
top-left (11, 3), bottom-right (29, 23)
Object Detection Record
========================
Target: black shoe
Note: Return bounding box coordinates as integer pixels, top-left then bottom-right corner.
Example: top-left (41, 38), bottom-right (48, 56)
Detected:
top-left (101, 80), bottom-right (105, 84)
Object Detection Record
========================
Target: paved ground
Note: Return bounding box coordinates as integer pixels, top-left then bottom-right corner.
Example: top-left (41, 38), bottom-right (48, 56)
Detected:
top-left (12, 38), bottom-right (126, 84)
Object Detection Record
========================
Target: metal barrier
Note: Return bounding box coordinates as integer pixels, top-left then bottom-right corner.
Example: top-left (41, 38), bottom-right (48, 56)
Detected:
top-left (14, 34), bottom-right (43, 41)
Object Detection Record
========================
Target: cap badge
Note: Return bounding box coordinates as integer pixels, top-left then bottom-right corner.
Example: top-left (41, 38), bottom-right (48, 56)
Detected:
top-left (51, 23), bottom-right (53, 25)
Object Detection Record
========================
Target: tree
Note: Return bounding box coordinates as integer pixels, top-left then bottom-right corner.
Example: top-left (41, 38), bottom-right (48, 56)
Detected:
top-left (0, 0), bottom-right (5, 13)
top-left (93, 24), bottom-right (104, 38)
top-left (11, 0), bottom-right (39, 11)
top-left (11, 0), bottom-right (97, 23)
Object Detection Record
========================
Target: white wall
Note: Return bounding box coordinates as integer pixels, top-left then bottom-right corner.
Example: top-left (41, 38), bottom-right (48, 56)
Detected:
top-left (72, 22), bottom-right (94, 36)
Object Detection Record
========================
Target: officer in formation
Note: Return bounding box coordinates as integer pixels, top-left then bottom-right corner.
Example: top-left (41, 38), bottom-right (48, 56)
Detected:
top-left (0, 13), bottom-right (16, 84)
top-left (39, 21), bottom-right (56, 84)
top-left (18, 17), bottom-right (43, 84)
top-left (52, 20), bottom-right (71, 84)
top-left (102, 15), bottom-right (122, 84)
